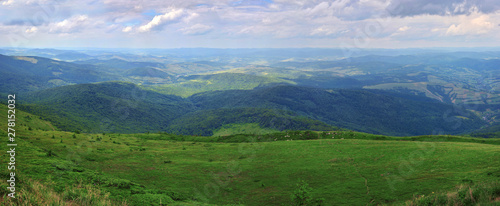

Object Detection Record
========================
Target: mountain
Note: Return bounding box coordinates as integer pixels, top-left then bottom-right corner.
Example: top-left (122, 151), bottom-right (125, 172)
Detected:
top-left (167, 108), bottom-right (336, 136)
top-left (20, 82), bottom-right (195, 133)
top-left (19, 82), bottom-right (330, 134)
top-left (54, 51), bottom-right (93, 61)
top-left (189, 85), bottom-right (485, 136)
top-left (124, 67), bottom-right (173, 79)
top-left (148, 73), bottom-right (293, 97)
top-left (73, 58), bottom-right (166, 71)
top-left (19, 81), bottom-right (485, 136)
top-left (472, 123), bottom-right (500, 138)
top-left (0, 54), bottom-right (120, 93)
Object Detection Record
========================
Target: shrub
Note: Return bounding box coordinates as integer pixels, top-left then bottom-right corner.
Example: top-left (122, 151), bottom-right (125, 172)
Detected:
top-left (291, 179), bottom-right (312, 206)
top-left (106, 178), bottom-right (131, 189)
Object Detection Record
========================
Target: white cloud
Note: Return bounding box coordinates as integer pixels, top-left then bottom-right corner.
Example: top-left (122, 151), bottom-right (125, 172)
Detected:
top-left (138, 9), bottom-right (184, 32)
top-left (1, 0), bottom-right (13, 6)
top-left (180, 23), bottom-right (212, 35)
top-left (1, 0), bottom-right (500, 48)
top-left (446, 15), bottom-right (495, 36)
top-left (25, 26), bottom-right (38, 33)
top-left (183, 12), bottom-right (199, 24)
top-left (398, 26), bottom-right (411, 32)
top-left (310, 26), bottom-right (343, 36)
top-left (49, 15), bottom-right (89, 33)
top-left (122, 26), bottom-right (132, 32)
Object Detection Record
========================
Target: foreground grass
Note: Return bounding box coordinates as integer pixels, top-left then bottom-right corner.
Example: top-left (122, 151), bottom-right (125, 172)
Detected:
top-left (212, 123), bottom-right (279, 137)
top-left (0, 179), bottom-right (122, 206)
top-left (10, 130), bottom-right (499, 205)
top-left (402, 181), bottom-right (500, 206)
top-left (1, 106), bottom-right (500, 205)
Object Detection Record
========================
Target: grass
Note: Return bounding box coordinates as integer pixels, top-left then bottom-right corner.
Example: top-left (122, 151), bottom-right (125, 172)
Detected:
top-left (1, 106), bottom-right (500, 205)
top-left (0, 178), bottom-right (124, 206)
top-left (402, 181), bottom-right (500, 206)
top-left (147, 73), bottom-right (293, 98)
top-left (212, 123), bottom-right (279, 137)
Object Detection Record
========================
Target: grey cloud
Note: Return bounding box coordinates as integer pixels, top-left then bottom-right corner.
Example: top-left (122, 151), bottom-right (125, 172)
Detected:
top-left (4, 19), bottom-right (27, 25)
top-left (386, 0), bottom-right (500, 17)
top-left (4, 18), bottom-right (46, 26)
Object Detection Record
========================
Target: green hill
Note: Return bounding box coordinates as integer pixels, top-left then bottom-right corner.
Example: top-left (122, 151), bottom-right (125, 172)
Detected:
top-left (0, 54), bottom-right (120, 93)
top-left (124, 67), bottom-right (172, 79)
top-left (18, 82), bottom-right (330, 135)
top-left (166, 108), bottom-right (335, 136)
top-left (18, 82), bottom-right (485, 136)
top-left (472, 122), bottom-right (500, 138)
top-left (189, 85), bottom-right (485, 136)
top-left (74, 58), bottom-right (166, 71)
top-left (148, 73), bottom-right (293, 97)
top-left (0, 106), bottom-right (499, 205)
top-left (20, 82), bottom-right (195, 133)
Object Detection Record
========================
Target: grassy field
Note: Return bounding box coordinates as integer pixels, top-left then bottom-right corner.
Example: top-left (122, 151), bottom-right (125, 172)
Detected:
top-left (1, 105), bottom-right (500, 205)
top-left (212, 123), bottom-right (279, 137)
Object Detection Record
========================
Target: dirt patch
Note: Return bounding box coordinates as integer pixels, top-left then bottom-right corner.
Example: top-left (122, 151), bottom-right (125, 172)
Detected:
top-left (15, 56), bottom-right (38, 63)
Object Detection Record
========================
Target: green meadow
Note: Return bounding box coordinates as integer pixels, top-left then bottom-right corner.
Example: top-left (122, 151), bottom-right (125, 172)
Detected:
top-left (1, 105), bottom-right (500, 205)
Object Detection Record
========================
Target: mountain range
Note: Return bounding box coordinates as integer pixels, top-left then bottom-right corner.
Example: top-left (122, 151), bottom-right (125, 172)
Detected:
top-left (1, 48), bottom-right (499, 137)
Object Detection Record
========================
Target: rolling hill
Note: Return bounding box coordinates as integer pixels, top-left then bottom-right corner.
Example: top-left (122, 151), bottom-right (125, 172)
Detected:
top-left (18, 82), bottom-right (333, 135)
top-left (20, 82), bottom-right (195, 133)
top-left (1, 105), bottom-right (499, 205)
top-left (189, 85), bottom-right (485, 136)
top-left (0, 54), bottom-right (121, 93)
top-left (148, 73), bottom-right (293, 97)
top-left (18, 81), bottom-right (486, 136)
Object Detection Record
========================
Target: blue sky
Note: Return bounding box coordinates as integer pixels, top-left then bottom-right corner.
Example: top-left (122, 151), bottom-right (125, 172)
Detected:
top-left (1, 0), bottom-right (499, 48)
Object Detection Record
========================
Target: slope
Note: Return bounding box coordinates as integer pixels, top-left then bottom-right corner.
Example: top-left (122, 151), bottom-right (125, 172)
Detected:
top-left (166, 108), bottom-right (335, 136)
top-left (148, 73), bottom-right (293, 97)
top-left (19, 82), bottom-right (195, 133)
top-left (0, 54), bottom-right (120, 93)
top-left (18, 82), bottom-right (330, 135)
top-left (189, 85), bottom-right (485, 136)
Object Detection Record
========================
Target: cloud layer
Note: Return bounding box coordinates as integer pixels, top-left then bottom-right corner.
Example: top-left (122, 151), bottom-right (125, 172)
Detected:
top-left (1, 0), bottom-right (499, 48)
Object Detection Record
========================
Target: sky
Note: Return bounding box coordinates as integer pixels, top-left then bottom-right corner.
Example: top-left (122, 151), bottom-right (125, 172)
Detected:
top-left (1, 0), bottom-right (500, 49)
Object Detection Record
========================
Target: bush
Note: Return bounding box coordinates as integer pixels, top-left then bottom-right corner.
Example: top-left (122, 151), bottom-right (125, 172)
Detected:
top-left (106, 178), bottom-right (131, 189)
top-left (165, 191), bottom-right (189, 201)
top-left (291, 179), bottom-right (313, 206)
